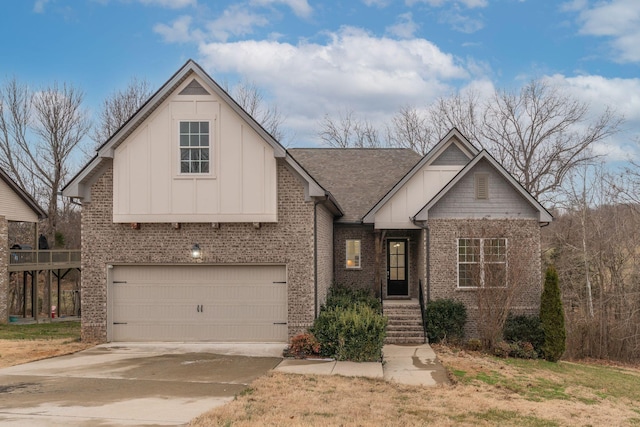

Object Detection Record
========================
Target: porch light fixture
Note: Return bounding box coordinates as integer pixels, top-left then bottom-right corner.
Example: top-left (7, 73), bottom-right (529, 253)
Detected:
top-left (191, 243), bottom-right (202, 259)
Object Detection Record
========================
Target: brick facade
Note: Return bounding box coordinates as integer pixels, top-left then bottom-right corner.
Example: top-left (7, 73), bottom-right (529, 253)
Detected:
top-left (333, 224), bottom-right (377, 295)
top-left (426, 218), bottom-right (542, 337)
top-left (0, 216), bottom-right (7, 323)
top-left (81, 160), bottom-right (316, 342)
top-left (315, 204), bottom-right (333, 313)
top-left (333, 225), bottom-right (423, 300)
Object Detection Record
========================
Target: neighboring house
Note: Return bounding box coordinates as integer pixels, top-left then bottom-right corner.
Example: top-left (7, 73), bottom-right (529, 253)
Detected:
top-left (0, 168), bottom-right (47, 323)
top-left (63, 60), bottom-right (552, 343)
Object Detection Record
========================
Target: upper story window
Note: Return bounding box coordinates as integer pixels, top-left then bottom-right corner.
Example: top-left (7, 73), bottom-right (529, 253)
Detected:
top-left (346, 239), bottom-right (361, 269)
top-left (180, 121), bottom-right (209, 174)
top-left (458, 238), bottom-right (506, 288)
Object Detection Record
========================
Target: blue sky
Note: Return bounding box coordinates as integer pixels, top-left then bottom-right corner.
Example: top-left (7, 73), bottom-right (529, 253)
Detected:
top-left (1, 0), bottom-right (640, 160)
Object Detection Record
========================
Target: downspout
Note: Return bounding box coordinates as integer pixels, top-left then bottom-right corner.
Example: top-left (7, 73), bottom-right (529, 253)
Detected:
top-left (426, 227), bottom-right (431, 303)
top-left (313, 198), bottom-right (322, 319)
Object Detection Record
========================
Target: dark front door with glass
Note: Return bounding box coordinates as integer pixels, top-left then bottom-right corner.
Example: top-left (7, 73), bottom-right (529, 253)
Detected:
top-left (387, 239), bottom-right (408, 296)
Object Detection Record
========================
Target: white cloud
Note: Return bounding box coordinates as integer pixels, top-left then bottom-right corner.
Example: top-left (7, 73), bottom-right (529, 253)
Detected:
top-left (207, 5), bottom-right (269, 41)
top-left (198, 27), bottom-right (470, 145)
top-left (33, 0), bottom-right (50, 13)
top-left (544, 73), bottom-right (640, 162)
top-left (405, 0), bottom-right (486, 33)
top-left (363, 0), bottom-right (391, 7)
top-left (386, 13), bottom-right (419, 39)
top-left (249, 0), bottom-right (312, 18)
top-left (138, 0), bottom-right (196, 8)
top-left (406, 0), bottom-right (488, 9)
top-left (560, 0), bottom-right (587, 12)
top-left (153, 15), bottom-right (195, 43)
top-left (546, 74), bottom-right (640, 121)
top-left (569, 0), bottom-right (640, 63)
top-left (439, 10), bottom-right (484, 33)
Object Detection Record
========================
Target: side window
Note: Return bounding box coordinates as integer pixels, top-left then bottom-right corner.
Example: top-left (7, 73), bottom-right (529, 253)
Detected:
top-left (179, 121), bottom-right (210, 174)
top-left (458, 238), bottom-right (507, 287)
top-left (346, 239), bottom-right (361, 269)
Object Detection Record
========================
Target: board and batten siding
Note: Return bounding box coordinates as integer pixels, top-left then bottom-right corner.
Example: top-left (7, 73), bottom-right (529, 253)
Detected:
top-left (373, 166), bottom-right (462, 229)
top-left (0, 178), bottom-right (38, 223)
top-left (428, 159), bottom-right (538, 219)
top-left (113, 76), bottom-right (277, 223)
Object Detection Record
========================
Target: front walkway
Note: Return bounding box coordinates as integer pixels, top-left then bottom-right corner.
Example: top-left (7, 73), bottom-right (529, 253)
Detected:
top-left (274, 343), bottom-right (449, 386)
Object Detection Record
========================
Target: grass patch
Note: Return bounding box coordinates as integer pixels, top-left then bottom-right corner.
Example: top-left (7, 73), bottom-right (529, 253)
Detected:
top-left (190, 349), bottom-right (640, 427)
top-left (454, 409), bottom-right (560, 427)
top-left (0, 321), bottom-right (81, 340)
top-left (502, 357), bottom-right (640, 401)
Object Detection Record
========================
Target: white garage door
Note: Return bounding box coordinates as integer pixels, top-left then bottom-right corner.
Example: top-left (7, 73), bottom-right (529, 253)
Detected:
top-left (109, 265), bottom-right (287, 342)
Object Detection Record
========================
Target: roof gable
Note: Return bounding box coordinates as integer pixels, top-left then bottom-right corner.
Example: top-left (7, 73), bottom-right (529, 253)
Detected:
top-left (414, 150), bottom-right (553, 223)
top-left (63, 60), bottom-right (333, 209)
top-left (0, 168), bottom-right (46, 221)
top-left (362, 128), bottom-right (478, 224)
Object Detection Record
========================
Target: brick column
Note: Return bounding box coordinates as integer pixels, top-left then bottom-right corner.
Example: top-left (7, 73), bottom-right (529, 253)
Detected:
top-left (0, 216), bottom-right (8, 324)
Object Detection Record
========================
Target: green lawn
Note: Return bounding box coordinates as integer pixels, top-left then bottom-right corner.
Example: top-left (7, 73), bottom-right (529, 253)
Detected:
top-left (0, 321), bottom-right (81, 340)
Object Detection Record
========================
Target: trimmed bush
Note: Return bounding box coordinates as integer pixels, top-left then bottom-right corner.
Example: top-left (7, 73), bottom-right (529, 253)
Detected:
top-left (286, 333), bottom-right (321, 358)
top-left (310, 285), bottom-right (387, 362)
top-left (540, 266), bottom-right (566, 362)
top-left (425, 299), bottom-right (467, 343)
top-left (503, 314), bottom-right (544, 353)
top-left (324, 285), bottom-right (381, 311)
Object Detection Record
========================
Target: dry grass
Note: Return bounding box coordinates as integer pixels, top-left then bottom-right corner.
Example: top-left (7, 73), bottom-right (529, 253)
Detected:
top-left (0, 339), bottom-right (93, 368)
top-left (190, 345), bottom-right (640, 427)
top-left (0, 321), bottom-right (93, 368)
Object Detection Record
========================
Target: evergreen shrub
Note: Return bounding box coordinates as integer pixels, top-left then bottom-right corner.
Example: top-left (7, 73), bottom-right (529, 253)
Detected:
top-left (424, 299), bottom-right (467, 343)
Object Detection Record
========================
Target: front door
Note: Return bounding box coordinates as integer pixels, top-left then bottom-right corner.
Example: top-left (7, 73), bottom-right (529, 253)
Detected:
top-left (387, 239), bottom-right (408, 296)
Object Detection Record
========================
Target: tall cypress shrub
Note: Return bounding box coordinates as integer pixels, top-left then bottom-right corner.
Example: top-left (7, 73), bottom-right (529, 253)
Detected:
top-left (540, 266), bottom-right (566, 362)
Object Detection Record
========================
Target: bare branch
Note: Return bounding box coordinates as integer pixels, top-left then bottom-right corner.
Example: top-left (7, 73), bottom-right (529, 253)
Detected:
top-left (318, 109), bottom-right (383, 148)
top-left (91, 77), bottom-right (153, 147)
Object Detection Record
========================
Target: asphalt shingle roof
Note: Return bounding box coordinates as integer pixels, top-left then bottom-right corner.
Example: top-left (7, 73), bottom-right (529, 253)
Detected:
top-left (289, 148), bottom-right (422, 222)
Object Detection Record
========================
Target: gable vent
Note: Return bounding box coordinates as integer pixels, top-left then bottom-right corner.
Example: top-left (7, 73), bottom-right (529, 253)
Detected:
top-left (475, 173), bottom-right (489, 200)
top-left (179, 79), bottom-right (210, 96)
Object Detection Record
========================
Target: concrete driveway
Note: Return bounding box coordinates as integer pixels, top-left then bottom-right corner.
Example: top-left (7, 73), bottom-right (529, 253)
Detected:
top-left (0, 343), bottom-right (284, 427)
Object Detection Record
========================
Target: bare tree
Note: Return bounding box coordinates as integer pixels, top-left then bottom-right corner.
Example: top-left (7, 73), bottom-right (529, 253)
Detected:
top-left (545, 165), bottom-right (640, 363)
top-left (0, 79), bottom-right (91, 242)
top-left (28, 82), bottom-right (91, 238)
top-left (91, 77), bottom-right (153, 147)
top-left (318, 109), bottom-right (383, 148)
top-left (480, 80), bottom-right (622, 201)
top-left (430, 89), bottom-right (483, 145)
top-left (225, 79), bottom-right (286, 143)
top-left (345, 79), bottom-right (623, 204)
top-left (385, 105), bottom-right (437, 155)
top-left (0, 78), bottom-right (35, 193)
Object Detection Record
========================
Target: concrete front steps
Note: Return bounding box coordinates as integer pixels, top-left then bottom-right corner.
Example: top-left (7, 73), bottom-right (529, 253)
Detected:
top-left (383, 299), bottom-right (426, 344)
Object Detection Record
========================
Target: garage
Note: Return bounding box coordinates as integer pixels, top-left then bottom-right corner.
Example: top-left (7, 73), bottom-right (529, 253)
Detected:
top-left (108, 264), bottom-right (288, 342)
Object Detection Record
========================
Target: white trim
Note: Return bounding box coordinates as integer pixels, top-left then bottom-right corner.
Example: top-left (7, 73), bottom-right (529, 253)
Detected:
top-left (62, 60), bottom-right (336, 210)
top-left (362, 128), bottom-right (478, 224)
top-left (414, 150), bottom-right (553, 223)
top-left (345, 239), bottom-right (361, 269)
top-left (176, 119), bottom-right (215, 178)
top-left (457, 237), bottom-right (508, 289)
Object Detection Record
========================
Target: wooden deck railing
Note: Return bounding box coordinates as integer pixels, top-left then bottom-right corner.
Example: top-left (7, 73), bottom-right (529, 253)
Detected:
top-left (8, 250), bottom-right (81, 271)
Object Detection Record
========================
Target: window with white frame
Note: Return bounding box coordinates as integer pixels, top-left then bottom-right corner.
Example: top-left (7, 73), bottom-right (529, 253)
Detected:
top-left (346, 239), bottom-right (361, 269)
top-left (179, 121), bottom-right (210, 174)
top-left (458, 238), bottom-right (506, 288)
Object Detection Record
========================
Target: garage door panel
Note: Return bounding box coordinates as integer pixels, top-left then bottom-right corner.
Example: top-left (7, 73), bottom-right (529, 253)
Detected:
top-left (110, 265), bottom-right (287, 342)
